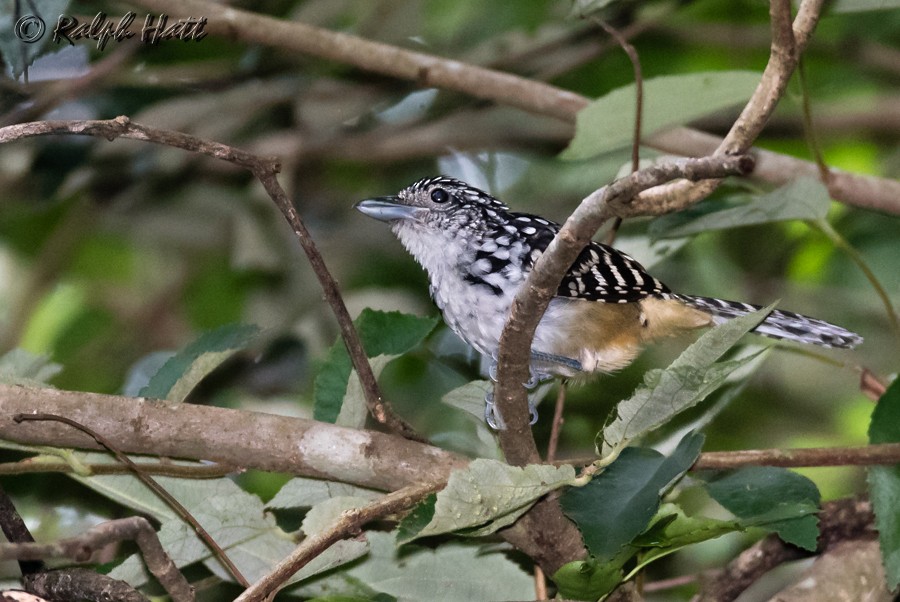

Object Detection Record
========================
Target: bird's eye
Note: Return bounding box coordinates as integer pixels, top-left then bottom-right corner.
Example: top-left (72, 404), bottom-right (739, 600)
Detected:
top-left (430, 188), bottom-right (449, 204)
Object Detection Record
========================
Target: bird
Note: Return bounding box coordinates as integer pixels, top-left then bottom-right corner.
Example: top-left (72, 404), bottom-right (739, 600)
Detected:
top-left (355, 176), bottom-right (862, 428)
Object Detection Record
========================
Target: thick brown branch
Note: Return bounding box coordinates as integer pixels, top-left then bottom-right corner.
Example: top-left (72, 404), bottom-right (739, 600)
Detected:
top-left (127, 0), bottom-right (900, 215)
top-left (0, 385), bottom-right (465, 491)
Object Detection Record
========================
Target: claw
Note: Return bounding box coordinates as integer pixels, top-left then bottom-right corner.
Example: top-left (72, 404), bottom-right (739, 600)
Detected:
top-left (483, 389), bottom-right (505, 430)
top-left (527, 399), bottom-right (539, 425)
top-left (488, 361), bottom-right (499, 383)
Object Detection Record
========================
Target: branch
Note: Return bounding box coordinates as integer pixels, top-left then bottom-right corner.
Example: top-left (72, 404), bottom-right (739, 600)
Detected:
top-left (696, 497), bottom-right (877, 602)
top-left (493, 155), bottom-right (754, 465)
top-left (0, 117), bottom-right (418, 439)
top-left (235, 480), bottom-right (442, 602)
top-left (693, 442), bottom-right (900, 470)
top-left (0, 385), bottom-right (465, 490)
top-left (1, 516), bottom-right (193, 602)
top-left (126, 0), bottom-right (900, 215)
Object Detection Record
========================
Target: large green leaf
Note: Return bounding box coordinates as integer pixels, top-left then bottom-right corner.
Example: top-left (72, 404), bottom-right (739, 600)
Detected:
top-left (291, 531), bottom-right (534, 601)
top-left (562, 71), bottom-right (761, 159)
top-left (397, 459), bottom-right (576, 544)
top-left (139, 323), bottom-right (260, 402)
top-left (598, 306), bottom-right (772, 459)
top-left (868, 378), bottom-right (900, 589)
top-left (703, 466), bottom-right (821, 550)
top-left (560, 431), bottom-right (705, 559)
top-left (266, 477), bottom-right (380, 510)
top-left (649, 177), bottom-right (832, 240)
top-left (313, 310), bottom-right (438, 423)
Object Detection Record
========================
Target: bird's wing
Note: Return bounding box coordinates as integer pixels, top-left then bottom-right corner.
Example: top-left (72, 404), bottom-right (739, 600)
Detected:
top-left (512, 213), bottom-right (670, 303)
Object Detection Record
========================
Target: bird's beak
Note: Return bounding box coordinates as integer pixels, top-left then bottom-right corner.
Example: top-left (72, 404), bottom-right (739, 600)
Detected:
top-left (355, 197), bottom-right (424, 222)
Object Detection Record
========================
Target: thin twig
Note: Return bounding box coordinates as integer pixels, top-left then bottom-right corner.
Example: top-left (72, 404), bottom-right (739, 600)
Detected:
top-left (1, 516), bottom-right (194, 602)
top-left (562, 442), bottom-right (900, 471)
top-left (235, 480), bottom-right (443, 602)
top-left (0, 459), bottom-right (239, 477)
top-left (546, 381), bottom-right (568, 464)
top-left (692, 442), bottom-right (900, 470)
top-left (13, 412), bottom-right (248, 588)
top-left (595, 19), bottom-right (643, 246)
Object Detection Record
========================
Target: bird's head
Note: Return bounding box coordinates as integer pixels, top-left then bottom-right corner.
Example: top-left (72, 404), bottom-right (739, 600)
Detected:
top-left (355, 176), bottom-right (508, 235)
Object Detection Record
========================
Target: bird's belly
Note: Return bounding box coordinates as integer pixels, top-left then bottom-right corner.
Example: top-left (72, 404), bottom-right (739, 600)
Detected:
top-left (435, 283), bottom-right (513, 359)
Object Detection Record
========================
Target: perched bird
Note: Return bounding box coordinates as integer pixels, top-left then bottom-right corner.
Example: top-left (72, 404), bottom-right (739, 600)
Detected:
top-left (356, 176), bottom-right (862, 427)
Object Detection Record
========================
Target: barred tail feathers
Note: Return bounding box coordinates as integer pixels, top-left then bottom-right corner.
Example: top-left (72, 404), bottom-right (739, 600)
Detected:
top-left (673, 294), bottom-right (862, 349)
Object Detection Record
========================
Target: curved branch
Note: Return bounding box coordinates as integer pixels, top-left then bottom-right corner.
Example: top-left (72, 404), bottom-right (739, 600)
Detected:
top-left (493, 155), bottom-right (754, 464)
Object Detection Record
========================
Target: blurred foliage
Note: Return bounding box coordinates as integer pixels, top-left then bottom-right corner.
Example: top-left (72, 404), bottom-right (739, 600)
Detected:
top-left (0, 0), bottom-right (898, 599)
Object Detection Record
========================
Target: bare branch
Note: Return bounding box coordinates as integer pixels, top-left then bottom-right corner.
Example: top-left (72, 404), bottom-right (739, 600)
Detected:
top-left (693, 442), bottom-right (900, 470)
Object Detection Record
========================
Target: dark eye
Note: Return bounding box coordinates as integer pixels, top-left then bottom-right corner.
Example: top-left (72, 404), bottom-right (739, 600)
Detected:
top-left (430, 188), bottom-right (449, 204)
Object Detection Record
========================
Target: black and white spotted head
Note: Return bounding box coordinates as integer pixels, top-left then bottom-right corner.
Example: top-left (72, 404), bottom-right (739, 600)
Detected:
top-left (355, 176), bottom-right (509, 235)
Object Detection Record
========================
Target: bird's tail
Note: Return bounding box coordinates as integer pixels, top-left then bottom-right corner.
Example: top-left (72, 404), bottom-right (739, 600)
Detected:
top-left (673, 294), bottom-right (863, 349)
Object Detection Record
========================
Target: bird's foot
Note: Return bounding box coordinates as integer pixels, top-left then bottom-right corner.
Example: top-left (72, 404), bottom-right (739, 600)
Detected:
top-left (485, 359), bottom-right (551, 429)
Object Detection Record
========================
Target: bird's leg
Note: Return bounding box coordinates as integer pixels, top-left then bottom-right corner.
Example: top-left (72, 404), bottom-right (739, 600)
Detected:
top-left (485, 353), bottom-right (577, 428)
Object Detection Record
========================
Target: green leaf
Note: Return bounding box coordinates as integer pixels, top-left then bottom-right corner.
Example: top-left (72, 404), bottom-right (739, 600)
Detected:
top-left (338, 355), bottom-right (397, 428)
top-left (634, 502), bottom-right (743, 549)
top-left (293, 531), bottom-right (534, 601)
top-left (598, 305), bottom-right (773, 458)
top-left (0, 349), bottom-right (61, 386)
top-left (314, 310), bottom-right (438, 423)
top-left (439, 380), bottom-right (502, 460)
top-left (0, 0), bottom-right (71, 80)
top-left (553, 557), bottom-right (626, 601)
top-left (267, 477), bottom-right (380, 510)
top-left (397, 459), bottom-right (576, 544)
top-left (868, 378), bottom-right (900, 589)
top-left (562, 71), bottom-right (761, 160)
top-left (395, 494), bottom-right (437, 544)
top-left (560, 431), bottom-right (705, 559)
top-left (139, 323), bottom-right (260, 402)
top-left (649, 177), bottom-right (831, 240)
top-left (703, 466), bottom-right (821, 550)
